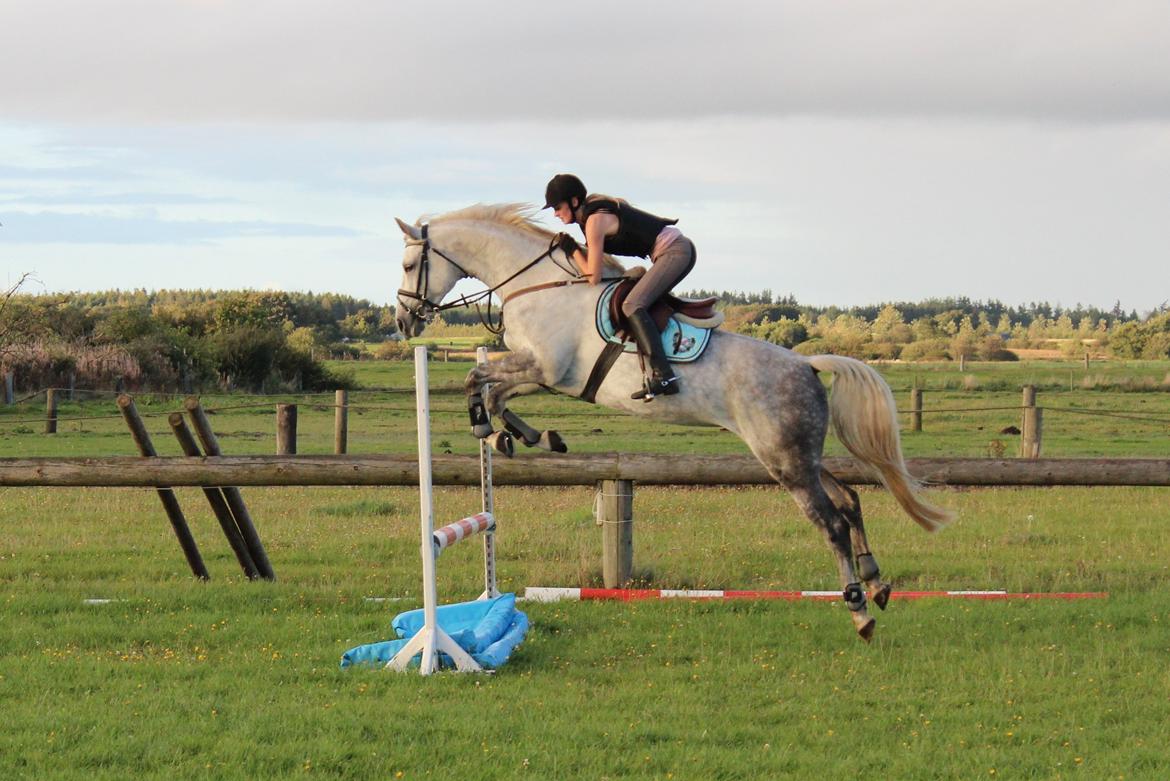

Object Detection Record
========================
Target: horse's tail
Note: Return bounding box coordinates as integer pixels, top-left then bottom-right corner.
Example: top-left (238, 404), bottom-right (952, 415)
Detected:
top-left (807, 354), bottom-right (953, 532)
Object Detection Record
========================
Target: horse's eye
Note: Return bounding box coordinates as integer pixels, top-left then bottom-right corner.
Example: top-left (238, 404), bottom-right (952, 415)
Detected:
top-left (404, 262), bottom-right (416, 272)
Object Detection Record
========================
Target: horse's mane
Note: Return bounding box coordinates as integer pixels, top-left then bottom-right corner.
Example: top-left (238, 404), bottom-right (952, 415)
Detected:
top-left (428, 203), bottom-right (625, 272)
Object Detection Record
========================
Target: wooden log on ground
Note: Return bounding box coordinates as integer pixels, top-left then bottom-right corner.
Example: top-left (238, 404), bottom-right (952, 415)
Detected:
top-left (168, 413), bottom-right (260, 580)
top-left (1, 454), bottom-right (1168, 488)
top-left (184, 398), bottom-right (276, 580)
top-left (117, 395), bottom-right (209, 580)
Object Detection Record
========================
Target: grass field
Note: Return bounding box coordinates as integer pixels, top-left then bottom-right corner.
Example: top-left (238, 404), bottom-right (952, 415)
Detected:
top-left (1, 358), bottom-right (1168, 778)
top-left (2, 483), bottom-right (1168, 779)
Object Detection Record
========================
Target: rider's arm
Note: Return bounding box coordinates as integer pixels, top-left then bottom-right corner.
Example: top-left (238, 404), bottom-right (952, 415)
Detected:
top-left (582, 212), bottom-right (618, 285)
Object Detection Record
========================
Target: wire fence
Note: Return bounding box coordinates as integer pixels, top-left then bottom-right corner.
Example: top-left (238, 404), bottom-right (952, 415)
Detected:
top-left (2, 384), bottom-right (1169, 454)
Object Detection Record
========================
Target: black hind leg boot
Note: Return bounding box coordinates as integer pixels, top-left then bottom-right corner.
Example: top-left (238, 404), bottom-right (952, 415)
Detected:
top-left (627, 308), bottom-right (679, 401)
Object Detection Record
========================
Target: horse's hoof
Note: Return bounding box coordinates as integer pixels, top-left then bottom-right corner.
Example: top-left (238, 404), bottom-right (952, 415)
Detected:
top-left (857, 618), bottom-right (877, 643)
top-left (486, 430), bottom-right (514, 458)
top-left (871, 584), bottom-right (892, 611)
top-left (540, 430), bottom-right (568, 453)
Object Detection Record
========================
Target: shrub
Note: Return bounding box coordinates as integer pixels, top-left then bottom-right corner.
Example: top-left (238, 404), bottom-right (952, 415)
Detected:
top-left (865, 341), bottom-right (902, 360)
top-left (792, 339), bottom-right (827, 356)
top-left (978, 334), bottom-right (1018, 361)
top-left (210, 326), bottom-right (285, 391)
top-left (899, 338), bottom-right (951, 361)
top-left (751, 317), bottom-right (809, 348)
top-left (275, 346), bottom-right (357, 391)
top-left (373, 340), bottom-right (414, 360)
top-left (1143, 331), bottom-right (1170, 359)
top-left (1, 340), bottom-right (142, 391)
top-left (1108, 322), bottom-right (1146, 359)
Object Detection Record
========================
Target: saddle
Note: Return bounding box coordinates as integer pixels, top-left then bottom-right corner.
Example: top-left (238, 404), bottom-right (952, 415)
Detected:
top-left (607, 272), bottom-right (724, 335)
top-left (583, 275), bottom-right (721, 403)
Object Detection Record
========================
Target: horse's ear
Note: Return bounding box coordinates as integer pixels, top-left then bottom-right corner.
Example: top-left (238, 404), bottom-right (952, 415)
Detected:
top-left (395, 217), bottom-right (422, 240)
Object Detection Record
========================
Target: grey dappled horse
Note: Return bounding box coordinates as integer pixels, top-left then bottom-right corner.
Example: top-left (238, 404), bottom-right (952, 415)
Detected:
top-left (394, 204), bottom-right (951, 641)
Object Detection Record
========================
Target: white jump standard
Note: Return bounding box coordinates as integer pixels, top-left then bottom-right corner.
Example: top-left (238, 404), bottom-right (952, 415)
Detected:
top-left (386, 346), bottom-right (500, 675)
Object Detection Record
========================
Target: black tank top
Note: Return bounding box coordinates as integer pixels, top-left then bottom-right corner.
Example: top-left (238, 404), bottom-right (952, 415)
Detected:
top-left (577, 196), bottom-right (678, 258)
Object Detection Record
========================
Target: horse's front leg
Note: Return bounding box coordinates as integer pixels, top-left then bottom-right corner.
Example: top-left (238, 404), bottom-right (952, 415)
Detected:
top-left (464, 350), bottom-right (567, 454)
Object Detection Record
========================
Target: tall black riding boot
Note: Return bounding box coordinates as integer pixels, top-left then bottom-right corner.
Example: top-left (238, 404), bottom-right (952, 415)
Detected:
top-left (626, 308), bottom-right (679, 400)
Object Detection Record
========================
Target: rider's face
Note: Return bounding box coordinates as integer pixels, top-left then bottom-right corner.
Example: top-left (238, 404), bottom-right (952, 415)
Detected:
top-left (553, 200), bottom-right (575, 224)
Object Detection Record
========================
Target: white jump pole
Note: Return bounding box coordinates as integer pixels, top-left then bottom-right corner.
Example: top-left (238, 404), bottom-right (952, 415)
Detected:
top-left (477, 345), bottom-right (500, 600)
top-left (386, 347), bottom-right (482, 675)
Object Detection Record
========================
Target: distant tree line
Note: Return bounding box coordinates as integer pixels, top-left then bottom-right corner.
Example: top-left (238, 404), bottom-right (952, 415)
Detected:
top-left (685, 292), bottom-right (1170, 361)
top-left (680, 290), bottom-right (1148, 330)
top-left (2, 284), bottom-right (1168, 396)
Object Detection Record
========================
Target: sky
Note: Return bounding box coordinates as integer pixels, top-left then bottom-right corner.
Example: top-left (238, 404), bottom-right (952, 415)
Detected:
top-left (2, 1), bottom-right (1168, 312)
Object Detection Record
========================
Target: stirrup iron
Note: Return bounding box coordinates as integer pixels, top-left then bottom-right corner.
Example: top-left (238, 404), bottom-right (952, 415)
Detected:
top-left (631, 376), bottom-right (679, 401)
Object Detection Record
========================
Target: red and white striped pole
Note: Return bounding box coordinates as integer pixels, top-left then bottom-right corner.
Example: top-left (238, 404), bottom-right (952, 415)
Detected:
top-left (524, 587), bottom-right (1108, 603)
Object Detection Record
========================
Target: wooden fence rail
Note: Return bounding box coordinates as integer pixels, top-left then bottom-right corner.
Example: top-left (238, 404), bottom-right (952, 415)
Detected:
top-left (6, 454), bottom-right (1165, 586)
top-left (1, 454), bottom-right (1168, 488)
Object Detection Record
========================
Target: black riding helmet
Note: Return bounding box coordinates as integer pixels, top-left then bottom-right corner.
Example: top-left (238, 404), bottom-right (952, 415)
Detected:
top-left (543, 173), bottom-right (587, 210)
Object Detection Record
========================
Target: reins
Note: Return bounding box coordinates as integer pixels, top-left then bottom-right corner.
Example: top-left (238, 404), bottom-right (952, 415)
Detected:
top-left (396, 224), bottom-right (577, 335)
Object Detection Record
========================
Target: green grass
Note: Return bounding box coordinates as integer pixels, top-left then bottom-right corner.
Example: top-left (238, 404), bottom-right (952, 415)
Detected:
top-left (2, 359), bottom-right (1167, 459)
top-left (1, 483), bottom-right (1168, 779)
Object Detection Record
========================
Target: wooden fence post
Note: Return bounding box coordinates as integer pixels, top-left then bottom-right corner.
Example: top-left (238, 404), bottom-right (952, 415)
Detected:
top-left (1022, 408), bottom-right (1043, 459)
top-left (959, 354), bottom-right (966, 372)
top-left (185, 397), bottom-right (276, 580)
top-left (276, 403), bottom-right (297, 455)
top-left (1020, 385), bottom-right (1042, 458)
top-left (3, 371), bottom-right (13, 405)
top-left (598, 479), bottom-right (634, 588)
top-left (117, 395), bottom-right (209, 580)
top-left (334, 390), bottom-right (348, 455)
top-left (910, 388), bottom-right (923, 432)
top-left (45, 389), bottom-right (58, 434)
top-left (1021, 385), bottom-right (1036, 428)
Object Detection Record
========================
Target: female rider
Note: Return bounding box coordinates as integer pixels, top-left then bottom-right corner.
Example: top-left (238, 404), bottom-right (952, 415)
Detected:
top-left (543, 173), bottom-right (695, 400)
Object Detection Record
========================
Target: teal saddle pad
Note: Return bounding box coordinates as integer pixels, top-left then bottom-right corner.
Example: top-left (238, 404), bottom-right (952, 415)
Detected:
top-left (595, 280), bottom-right (713, 363)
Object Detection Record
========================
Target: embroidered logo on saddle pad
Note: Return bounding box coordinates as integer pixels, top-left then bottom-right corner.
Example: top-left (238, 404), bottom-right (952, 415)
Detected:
top-left (595, 280), bottom-right (716, 363)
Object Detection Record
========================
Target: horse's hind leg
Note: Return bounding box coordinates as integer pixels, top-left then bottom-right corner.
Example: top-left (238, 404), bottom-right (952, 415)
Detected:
top-left (783, 473), bottom-right (876, 641)
top-left (822, 468), bottom-right (892, 610)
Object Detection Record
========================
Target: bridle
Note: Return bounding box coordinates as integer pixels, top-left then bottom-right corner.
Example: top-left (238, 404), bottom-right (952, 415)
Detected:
top-left (396, 223), bottom-right (583, 335)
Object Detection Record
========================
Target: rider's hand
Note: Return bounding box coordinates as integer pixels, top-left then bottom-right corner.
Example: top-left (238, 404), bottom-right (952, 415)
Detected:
top-left (554, 232), bottom-right (580, 259)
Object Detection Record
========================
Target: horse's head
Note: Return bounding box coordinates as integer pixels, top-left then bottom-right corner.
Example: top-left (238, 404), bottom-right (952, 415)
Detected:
top-left (393, 217), bottom-right (467, 338)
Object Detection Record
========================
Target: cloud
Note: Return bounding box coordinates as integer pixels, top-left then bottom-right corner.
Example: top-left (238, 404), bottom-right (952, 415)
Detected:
top-left (0, 190), bottom-right (241, 206)
top-left (3, 115), bottom-right (1169, 312)
top-left (0, 210), bottom-right (364, 245)
top-left (2, 1), bottom-right (1169, 123)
